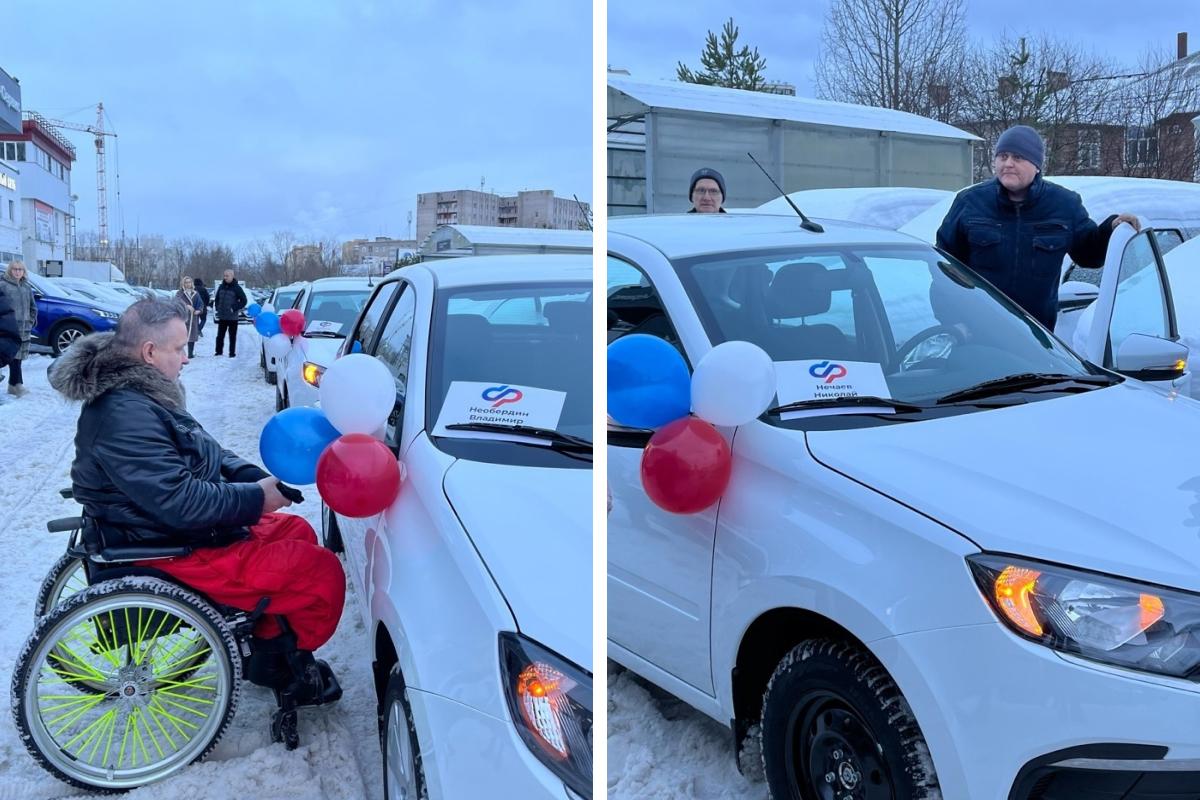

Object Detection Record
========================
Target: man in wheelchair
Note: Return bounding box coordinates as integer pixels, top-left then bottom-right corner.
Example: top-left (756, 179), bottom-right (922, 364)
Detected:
top-left (47, 297), bottom-right (345, 738)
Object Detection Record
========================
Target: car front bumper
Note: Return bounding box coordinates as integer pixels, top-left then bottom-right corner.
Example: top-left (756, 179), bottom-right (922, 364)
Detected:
top-left (874, 622), bottom-right (1200, 800)
top-left (408, 686), bottom-right (578, 799)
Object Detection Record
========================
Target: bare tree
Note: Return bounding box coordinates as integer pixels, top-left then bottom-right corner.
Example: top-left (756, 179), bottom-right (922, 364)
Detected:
top-left (1107, 46), bottom-right (1200, 180)
top-left (958, 33), bottom-right (1119, 180)
top-left (814, 0), bottom-right (968, 121)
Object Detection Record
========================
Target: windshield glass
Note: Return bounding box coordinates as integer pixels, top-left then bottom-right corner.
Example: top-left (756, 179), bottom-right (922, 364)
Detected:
top-left (302, 289), bottom-right (370, 334)
top-left (274, 289), bottom-right (300, 310)
top-left (428, 283), bottom-right (592, 444)
top-left (673, 244), bottom-right (1096, 410)
top-left (25, 272), bottom-right (77, 300)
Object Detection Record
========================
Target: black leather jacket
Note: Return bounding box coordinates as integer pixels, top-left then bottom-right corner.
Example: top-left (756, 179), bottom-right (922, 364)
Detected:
top-left (49, 333), bottom-right (266, 548)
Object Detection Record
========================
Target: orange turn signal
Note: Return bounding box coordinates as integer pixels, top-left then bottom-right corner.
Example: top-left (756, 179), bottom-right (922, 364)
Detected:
top-left (995, 565), bottom-right (1044, 637)
top-left (302, 362), bottom-right (324, 388)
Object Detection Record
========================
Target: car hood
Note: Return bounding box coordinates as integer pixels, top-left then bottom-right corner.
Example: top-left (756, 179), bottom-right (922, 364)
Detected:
top-left (296, 336), bottom-right (345, 365)
top-left (442, 459), bottom-right (592, 672)
top-left (804, 381), bottom-right (1200, 592)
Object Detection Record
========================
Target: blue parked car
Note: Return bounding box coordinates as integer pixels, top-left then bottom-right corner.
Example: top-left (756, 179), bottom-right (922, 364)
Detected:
top-left (25, 272), bottom-right (123, 356)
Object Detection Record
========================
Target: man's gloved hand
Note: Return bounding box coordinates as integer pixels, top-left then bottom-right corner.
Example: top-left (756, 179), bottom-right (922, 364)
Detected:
top-left (277, 482), bottom-right (305, 504)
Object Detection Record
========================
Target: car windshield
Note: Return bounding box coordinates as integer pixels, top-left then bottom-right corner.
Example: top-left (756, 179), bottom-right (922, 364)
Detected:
top-left (302, 289), bottom-right (370, 334)
top-left (427, 283), bottom-right (592, 443)
top-left (274, 289), bottom-right (300, 310)
top-left (671, 244), bottom-right (1100, 413)
top-left (24, 272), bottom-right (76, 300)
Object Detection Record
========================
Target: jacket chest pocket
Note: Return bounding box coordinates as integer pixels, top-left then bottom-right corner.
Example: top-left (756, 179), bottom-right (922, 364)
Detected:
top-left (964, 219), bottom-right (1004, 275)
top-left (1031, 221), bottom-right (1069, 276)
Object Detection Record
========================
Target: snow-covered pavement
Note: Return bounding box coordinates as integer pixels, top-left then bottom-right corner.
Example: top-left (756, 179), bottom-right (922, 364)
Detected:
top-left (607, 664), bottom-right (767, 800)
top-left (0, 328), bottom-right (382, 800)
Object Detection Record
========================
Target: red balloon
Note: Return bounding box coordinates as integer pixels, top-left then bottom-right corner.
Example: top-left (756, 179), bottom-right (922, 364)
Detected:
top-left (640, 417), bottom-right (732, 514)
top-left (280, 309), bottom-right (306, 337)
top-left (316, 433), bottom-right (402, 518)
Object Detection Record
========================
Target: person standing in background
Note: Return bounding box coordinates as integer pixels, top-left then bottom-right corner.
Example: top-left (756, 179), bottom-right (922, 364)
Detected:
top-left (0, 261), bottom-right (37, 397)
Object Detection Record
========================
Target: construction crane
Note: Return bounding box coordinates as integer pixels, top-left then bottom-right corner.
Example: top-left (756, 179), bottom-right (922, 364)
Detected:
top-left (37, 103), bottom-right (117, 247)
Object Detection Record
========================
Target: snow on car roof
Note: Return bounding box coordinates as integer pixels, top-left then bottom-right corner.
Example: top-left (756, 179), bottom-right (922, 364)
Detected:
top-left (609, 76), bottom-right (981, 141)
top-left (610, 213), bottom-right (929, 260)
top-left (392, 253), bottom-right (593, 289)
top-left (436, 225), bottom-right (593, 248)
top-left (740, 186), bottom-right (954, 230)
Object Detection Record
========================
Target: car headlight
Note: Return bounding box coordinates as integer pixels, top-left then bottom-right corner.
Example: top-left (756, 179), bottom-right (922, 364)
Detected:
top-left (302, 361), bottom-right (325, 387)
top-left (499, 633), bottom-right (592, 798)
top-left (91, 308), bottom-right (120, 320)
top-left (969, 553), bottom-right (1200, 678)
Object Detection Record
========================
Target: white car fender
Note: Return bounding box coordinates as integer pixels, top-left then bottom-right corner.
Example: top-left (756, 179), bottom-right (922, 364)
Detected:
top-left (708, 423), bottom-right (991, 719)
top-left (368, 433), bottom-right (518, 720)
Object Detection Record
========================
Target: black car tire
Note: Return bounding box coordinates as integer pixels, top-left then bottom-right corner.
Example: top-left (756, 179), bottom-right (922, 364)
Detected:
top-left (321, 502), bottom-right (344, 554)
top-left (380, 664), bottom-right (426, 800)
top-left (760, 638), bottom-right (941, 800)
top-left (50, 321), bottom-right (91, 357)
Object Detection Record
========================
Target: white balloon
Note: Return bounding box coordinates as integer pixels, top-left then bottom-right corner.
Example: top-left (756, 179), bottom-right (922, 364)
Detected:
top-left (691, 341), bottom-right (777, 427)
top-left (266, 333), bottom-right (292, 361)
top-left (319, 353), bottom-right (396, 434)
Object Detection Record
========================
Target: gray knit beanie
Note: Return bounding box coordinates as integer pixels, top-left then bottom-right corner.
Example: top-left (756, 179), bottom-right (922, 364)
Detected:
top-left (994, 125), bottom-right (1044, 171)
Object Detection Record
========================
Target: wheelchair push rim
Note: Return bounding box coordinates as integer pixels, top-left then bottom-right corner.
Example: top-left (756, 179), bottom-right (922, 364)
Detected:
top-left (16, 579), bottom-right (239, 791)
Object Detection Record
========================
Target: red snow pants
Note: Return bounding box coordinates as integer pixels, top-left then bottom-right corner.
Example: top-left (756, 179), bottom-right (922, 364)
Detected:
top-left (142, 513), bottom-right (346, 650)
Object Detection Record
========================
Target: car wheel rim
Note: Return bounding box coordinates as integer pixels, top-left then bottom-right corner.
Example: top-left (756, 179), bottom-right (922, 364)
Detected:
top-left (787, 693), bottom-right (891, 800)
top-left (58, 329), bottom-right (84, 351)
top-left (385, 698), bottom-right (418, 800)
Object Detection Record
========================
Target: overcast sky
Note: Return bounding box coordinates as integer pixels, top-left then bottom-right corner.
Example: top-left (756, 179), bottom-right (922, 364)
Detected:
top-left (5, 0), bottom-right (591, 246)
top-left (610, 0), bottom-right (1193, 96)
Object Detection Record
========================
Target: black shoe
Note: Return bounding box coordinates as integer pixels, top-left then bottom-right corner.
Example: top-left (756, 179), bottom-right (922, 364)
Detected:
top-left (215, 351), bottom-right (223, 356)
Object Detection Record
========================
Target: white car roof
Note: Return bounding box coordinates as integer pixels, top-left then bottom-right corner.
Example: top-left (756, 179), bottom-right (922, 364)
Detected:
top-left (741, 186), bottom-right (954, 230)
top-left (610, 213), bottom-right (928, 260)
top-left (387, 253), bottom-right (592, 289)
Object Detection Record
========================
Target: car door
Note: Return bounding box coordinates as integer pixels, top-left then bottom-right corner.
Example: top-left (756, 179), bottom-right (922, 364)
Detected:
top-left (1074, 220), bottom-right (1188, 392)
top-left (607, 251), bottom-right (719, 694)
top-left (334, 280), bottom-right (403, 612)
top-left (350, 282), bottom-right (418, 621)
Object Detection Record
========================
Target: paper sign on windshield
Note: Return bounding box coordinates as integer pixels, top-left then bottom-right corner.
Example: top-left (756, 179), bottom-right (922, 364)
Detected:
top-left (305, 319), bottom-right (342, 334)
top-left (433, 381), bottom-right (566, 441)
top-left (775, 360), bottom-right (893, 419)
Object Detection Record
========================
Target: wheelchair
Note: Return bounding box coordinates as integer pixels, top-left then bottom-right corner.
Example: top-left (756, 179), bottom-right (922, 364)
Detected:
top-left (11, 490), bottom-right (341, 793)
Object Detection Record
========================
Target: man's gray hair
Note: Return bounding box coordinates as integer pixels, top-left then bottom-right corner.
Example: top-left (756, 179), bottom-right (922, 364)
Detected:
top-left (112, 298), bottom-right (187, 352)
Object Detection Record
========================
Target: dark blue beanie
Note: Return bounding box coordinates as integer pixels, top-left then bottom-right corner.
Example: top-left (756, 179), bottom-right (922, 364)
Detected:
top-left (689, 167), bottom-right (726, 199)
top-left (994, 125), bottom-right (1044, 171)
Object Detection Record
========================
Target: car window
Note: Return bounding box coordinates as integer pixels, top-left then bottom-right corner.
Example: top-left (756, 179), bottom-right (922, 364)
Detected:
top-left (350, 281), bottom-right (400, 354)
top-left (672, 244), bottom-right (1093, 409)
top-left (372, 285), bottom-right (417, 450)
top-left (1108, 231), bottom-right (1170, 355)
top-left (273, 289), bottom-right (300, 310)
top-left (293, 289), bottom-right (306, 312)
top-left (1155, 229), bottom-right (1185, 256)
top-left (304, 289), bottom-right (370, 334)
top-left (607, 255), bottom-right (682, 350)
top-left (429, 282), bottom-right (592, 444)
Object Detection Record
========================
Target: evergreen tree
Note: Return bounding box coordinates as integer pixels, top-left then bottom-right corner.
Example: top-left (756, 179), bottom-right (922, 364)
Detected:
top-left (677, 18), bottom-right (768, 91)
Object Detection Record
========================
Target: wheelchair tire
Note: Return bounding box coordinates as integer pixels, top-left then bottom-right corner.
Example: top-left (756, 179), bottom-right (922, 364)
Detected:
top-left (35, 554), bottom-right (88, 617)
top-left (12, 576), bottom-right (242, 793)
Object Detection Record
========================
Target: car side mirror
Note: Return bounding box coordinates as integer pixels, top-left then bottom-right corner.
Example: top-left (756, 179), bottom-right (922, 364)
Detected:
top-left (1112, 333), bottom-right (1188, 382)
top-left (1058, 281), bottom-right (1099, 312)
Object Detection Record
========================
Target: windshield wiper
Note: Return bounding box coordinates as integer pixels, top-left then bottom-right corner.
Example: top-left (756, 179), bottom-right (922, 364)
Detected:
top-left (443, 422), bottom-right (593, 452)
top-left (303, 331), bottom-right (345, 339)
top-left (937, 372), bottom-right (1118, 405)
top-left (767, 396), bottom-right (927, 416)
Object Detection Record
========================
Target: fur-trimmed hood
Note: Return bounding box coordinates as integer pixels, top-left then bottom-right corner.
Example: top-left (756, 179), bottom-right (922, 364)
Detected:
top-left (49, 332), bottom-right (185, 410)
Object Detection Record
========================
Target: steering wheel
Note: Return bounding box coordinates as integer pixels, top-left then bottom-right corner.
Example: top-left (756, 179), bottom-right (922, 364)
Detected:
top-left (894, 324), bottom-right (964, 371)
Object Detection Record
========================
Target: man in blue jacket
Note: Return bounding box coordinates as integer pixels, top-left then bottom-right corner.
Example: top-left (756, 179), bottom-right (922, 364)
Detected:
top-left (936, 125), bottom-right (1139, 331)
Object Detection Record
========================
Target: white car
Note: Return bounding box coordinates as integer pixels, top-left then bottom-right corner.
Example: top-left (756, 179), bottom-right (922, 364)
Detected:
top-left (323, 254), bottom-right (593, 798)
top-left (259, 281), bottom-right (307, 385)
top-left (275, 277), bottom-right (373, 410)
top-left (608, 213), bottom-right (1200, 800)
top-left (901, 175), bottom-right (1200, 396)
top-left (50, 277), bottom-right (136, 309)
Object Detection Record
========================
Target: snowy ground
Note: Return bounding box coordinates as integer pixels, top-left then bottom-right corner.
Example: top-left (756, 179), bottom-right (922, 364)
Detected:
top-left (607, 664), bottom-right (767, 800)
top-left (0, 327), bottom-right (383, 800)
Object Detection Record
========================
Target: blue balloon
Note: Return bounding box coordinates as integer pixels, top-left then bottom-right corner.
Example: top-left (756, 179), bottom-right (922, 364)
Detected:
top-left (607, 334), bottom-right (692, 429)
top-left (247, 303), bottom-right (262, 318)
top-left (254, 311), bottom-right (281, 337)
top-left (351, 340), bottom-right (363, 353)
top-left (259, 407), bottom-right (341, 485)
